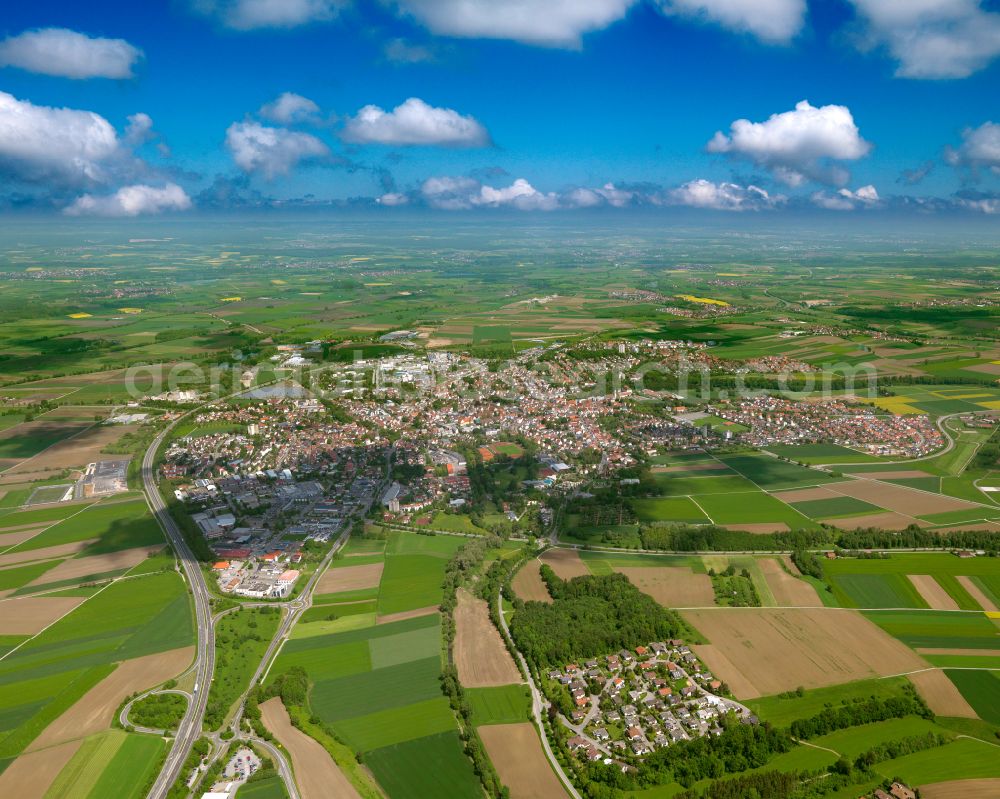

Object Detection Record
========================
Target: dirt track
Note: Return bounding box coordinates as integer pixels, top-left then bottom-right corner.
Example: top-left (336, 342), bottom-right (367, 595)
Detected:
top-left (614, 566), bottom-right (715, 608)
top-left (454, 589), bottom-right (521, 687)
top-left (29, 646), bottom-right (194, 750)
top-left (260, 697), bottom-right (361, 799)
top-left (683, 608), bottom-right (926, 699)
top-left (479, 723), bottom-right (569, 799)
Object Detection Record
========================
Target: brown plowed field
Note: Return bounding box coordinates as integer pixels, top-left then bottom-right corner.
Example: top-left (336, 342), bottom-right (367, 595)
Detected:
top-left (511, 560), bottom-right (551, 603)
top-left (3, 425), bottom-right (136, 473)
top-left (260, 697), bottom-right (361, 799)
top-left (909, 670), bottom-right (978, 718)
top-left (0, 540), bottom-right (95, 568)
top-left (539, 549), bottom-right (589, 580)
top-left (614, 566), bottom-right (714, 608)
top-left (454, 589), bottom-right (521, 687)
top-left (0, 739), bottom-right (82, 798)
top-left (376, 605), bottom-right (438, 625)
top-left (25, 544), bottom-right (163, 587)
top-left (758, 559), bottom-right (821, 606)
top-left (957, 576), bottom-right (999, 611)
top-left (921, 779), bottom-right (1000, 798)
top-left (908, 575), bottom-right (959, 610)
top-left (478, 723), bottom-right (569, 799)
top-left (316, 562), bottom-right (383, 594)
top-left (0, 595), bottom-right (88, 635)
top-left (682, 608), bottom-right (926, 699)
top-left (774, 487), bottom-right (840, 503)
top-left (821, 512), bottom-right (926, 531)
top-left (825, 480), bottom-right (979, 516)
top-left (29, 646), bottom-right (194, 750)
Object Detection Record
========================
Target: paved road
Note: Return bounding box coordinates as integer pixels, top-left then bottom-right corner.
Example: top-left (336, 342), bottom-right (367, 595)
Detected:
top-left (144, 423), bottom-right (216, 799)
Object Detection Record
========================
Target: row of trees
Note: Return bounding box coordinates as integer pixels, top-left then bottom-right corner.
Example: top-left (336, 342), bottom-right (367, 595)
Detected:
top-left (789, 690), bottom-right (931, 740)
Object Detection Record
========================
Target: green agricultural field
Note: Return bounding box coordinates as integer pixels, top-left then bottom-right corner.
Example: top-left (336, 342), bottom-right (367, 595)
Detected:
top-left (629, 497), bottom-right (710, 524)
top-left (648, 474), bottom-right (758, 496)
top-left (364, 731), bottom-right (482, 799)
top-left (311, 656), bottom-right (443, 722)
top-left (466, 684), bottom-right (531, 726)
top-left (335, 697), bottom-right (457, 752)
top-left (945, 670), bottom-right (1000, 724)
top-left (717, 454), bottom-right (838, 489)
top-left (7, 498), bottom-right (161, 554)
top-left (828, 573), bottom-right (929, 608)
top-left (788, 496), bottom-right (884, 519)
top-left (764, 443), bottom-right (881, 464)
top-left (239, 776), bottom-right (289, 799)
top-left (80, 732), bottom-right (166, 799)
top-left (693, 490), bottom-right (814, 528)
top-left (376, 532), bottom-right (465, 615)
top-left (0, 422), bottom-right (91, 460)
top-left (874, 736), bottom-right (1000, 784)
top-left (43, 729), bottom-right (127, 799)
top-left (864, 609), bottom-right (1000, 650)
top-left (300, 599), bottom-right (377, 624)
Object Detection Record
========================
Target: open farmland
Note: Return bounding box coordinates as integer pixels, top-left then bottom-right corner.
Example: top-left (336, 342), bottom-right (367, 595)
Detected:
top-left (682, 608), bottom-right (927, 699)
top-left (453, 589), bottom-right (521, 687)
top-left (758, 558), bottom-right (821, 606)
top-left (260, 697), bottom-right (360, 799)
top-left (538, 548), bottom-right (589, 580)
top-left (907, 669), bottom-right (978, 718)
top-left (479, 723), bottom-right (569, 799)
top-left (511, 559), bottom-right (551, 603)
top-left (908, 575), bottom-right (960, 610)
top-left (613, 565), bottom-right (715, 608)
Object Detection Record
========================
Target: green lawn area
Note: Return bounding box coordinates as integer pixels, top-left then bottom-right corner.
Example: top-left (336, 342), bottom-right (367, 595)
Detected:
top-left (466, 684), bottom-right (531, 726)
top-left (239, 776), bottom-right (289, 799)
top-left (946, 670), bottom-right (1000, 725)
top-left (747, 676), bottom-right (913, 727)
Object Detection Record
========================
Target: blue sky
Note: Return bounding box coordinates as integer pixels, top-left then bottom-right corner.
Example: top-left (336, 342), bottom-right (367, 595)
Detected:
top-left (0, 0), bottom-right (999, 216)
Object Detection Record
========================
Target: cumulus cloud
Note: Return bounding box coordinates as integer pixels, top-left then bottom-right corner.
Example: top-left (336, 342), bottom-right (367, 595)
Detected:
top-left (391, 0), bottom-right (637, 48)
top-left (954, 193), bottom-right (1000, 214)
top-left (707, 100), bottom-right (871, 186)
top-left (564, 183), bottom-right (637, 208)
top-left (811, 184), bottom-right (880, 210)
top-left (655, 0), bottom-right (805, 44)
top-left (898, 160), bottom-right (934, 186)
top-left (848, 0), bottom-right (1000, 79)
top-left (259, 92), bottom-right (321, 125)
top-left (667, 179), bottom-right (781, 210)
top-left (377, 191), bottom-right (410, 206)
top-left (342, 98), bottom-right (490, 147)
top-left (192, 0), bottom-right (347, 30)
top-left (0, 91), bottom-right (120, 186)
top-left (225, 121), bottom-right (329, 178)
top-left (64, 183), bottom-right (192, 216)
top-left (419, 175), bottom-right (558, 210)
top-left (0, 28), bottom-right (142, 79)
top-left (384, 38), bottom-right (436, 64)
top-left (945, 121), bottom-right (1000, 177)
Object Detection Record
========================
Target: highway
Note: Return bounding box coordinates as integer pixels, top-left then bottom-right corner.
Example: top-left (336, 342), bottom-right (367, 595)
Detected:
top-left (144, 422), bottom-right (216, 799)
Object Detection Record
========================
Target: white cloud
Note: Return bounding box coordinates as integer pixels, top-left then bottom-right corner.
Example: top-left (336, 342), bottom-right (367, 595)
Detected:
top-left (0, 91), bottom-right (120, 185)
top-left (192, 0), bottom-right (347, 30)
top-left (391, 0), bottom-right (637, 48)
top-left (848, 0), bottom-right (1000, 79)
top-left (655, 0), bottom-right (805, 44)
top-left (342, 98), bottom-right (490, 147)
top-left (956, 196), bottom-right (1000, 214)
top-left (667, 179), bottom-right (780, 210)
top-left (377, 192), bottom-right (410, 206)
top-left (64, 183), bottom-right (192, 216)
top-left (420, 175), bottom-right (558, 210)
top-left (707, 100), bottom-right (871, 186)
top-left (225, 121), bottom-right (329, 179)
top-left (811, 184), bottom-right (880, 210)
top-left (124, 113), bottom-right (155, 146)
top-left (564, 183), bottom-right (636, 208)
top-left (259, 92), bottom-right (321, 125)
top-left (384, 38), bottom-right (436, 63)
top-left (945, 121), bottom-right (1000, 176)
top-left (0, 28), bottom-right (142, 79)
